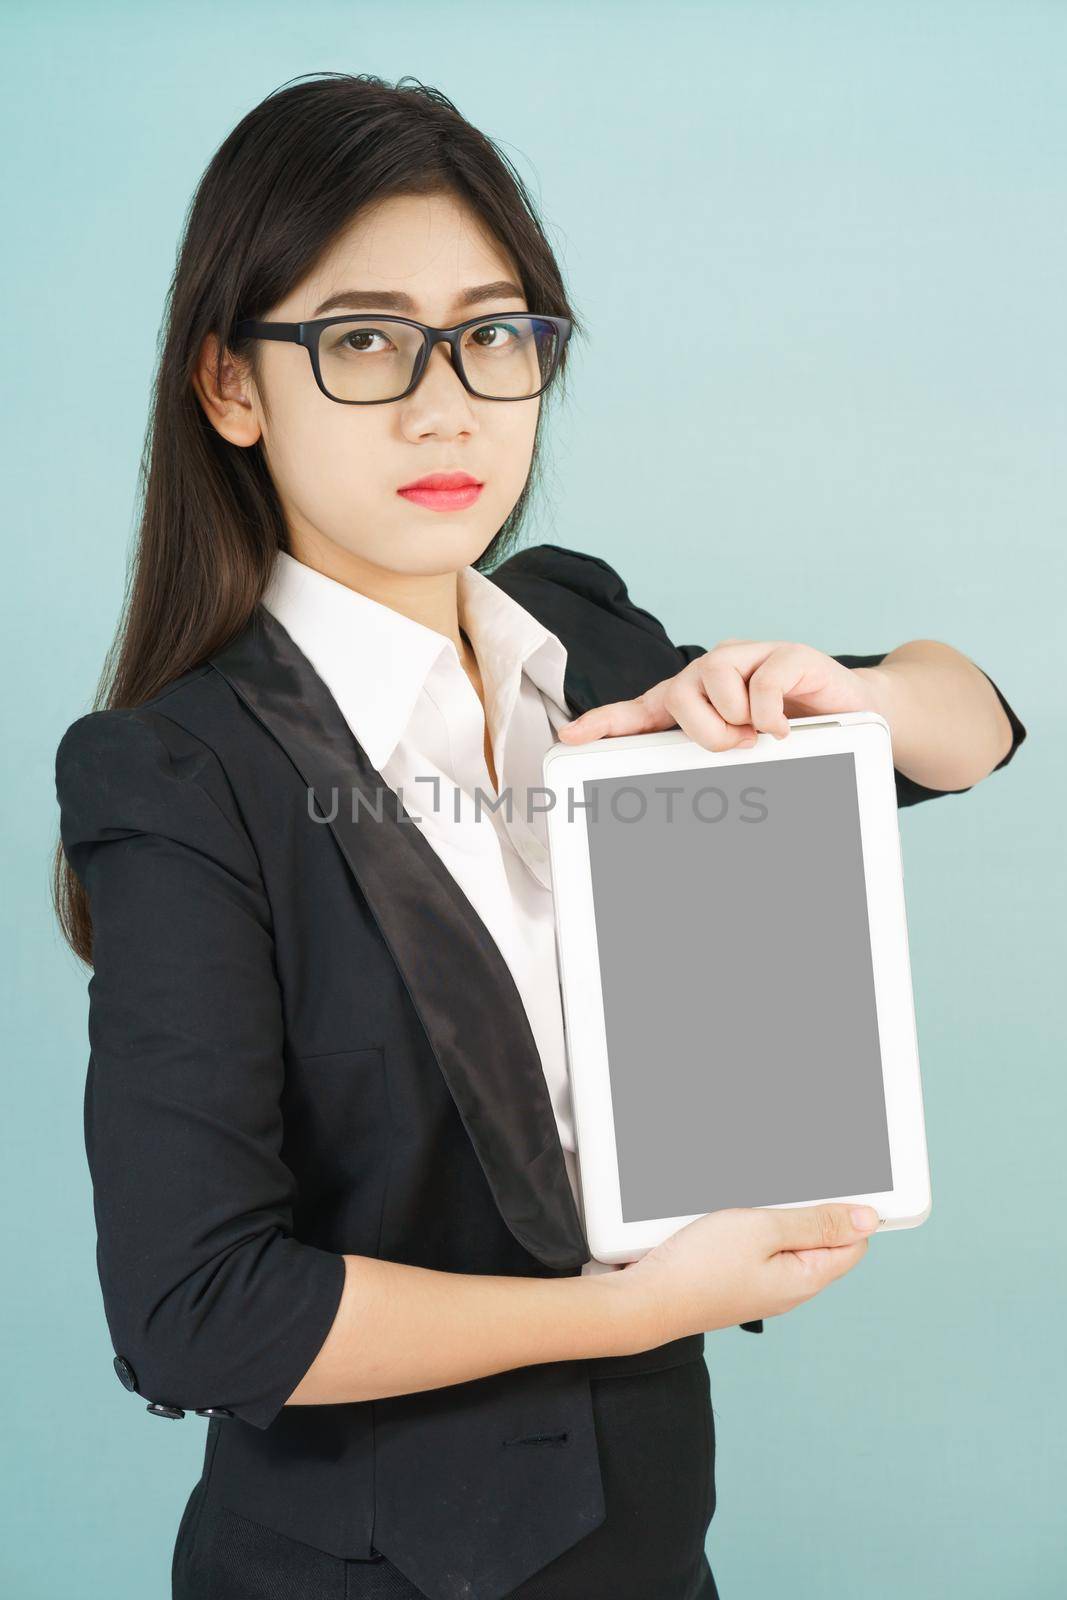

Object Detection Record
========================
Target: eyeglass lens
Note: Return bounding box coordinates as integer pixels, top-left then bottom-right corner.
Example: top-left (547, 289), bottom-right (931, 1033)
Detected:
top-left (316, 316), bottom-right (561, 402)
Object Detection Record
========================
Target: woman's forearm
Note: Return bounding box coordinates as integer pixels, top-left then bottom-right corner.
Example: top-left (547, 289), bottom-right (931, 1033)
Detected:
top-left (853, 641), bottom-right (1015, 792)
top-left (286, 1254), bottom-right (650, 1408)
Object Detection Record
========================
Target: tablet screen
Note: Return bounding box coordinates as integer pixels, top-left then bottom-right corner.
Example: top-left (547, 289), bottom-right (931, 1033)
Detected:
top-left (581, 751), bottom-right (894, 1220)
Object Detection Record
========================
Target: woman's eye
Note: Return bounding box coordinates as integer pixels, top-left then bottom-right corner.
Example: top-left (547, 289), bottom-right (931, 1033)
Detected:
top-left (336, 328), bottom-right (393, 354)
top-left (468, 322), bottom-right (517, 350)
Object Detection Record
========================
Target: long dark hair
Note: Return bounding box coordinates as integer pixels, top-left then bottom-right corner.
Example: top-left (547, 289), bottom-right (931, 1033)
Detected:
top-left (53, 71), bottom-right (585, 964)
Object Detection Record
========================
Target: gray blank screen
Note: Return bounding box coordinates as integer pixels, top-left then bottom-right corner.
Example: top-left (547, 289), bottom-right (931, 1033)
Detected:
top-left (582, 752), bottom-right (893, 1220)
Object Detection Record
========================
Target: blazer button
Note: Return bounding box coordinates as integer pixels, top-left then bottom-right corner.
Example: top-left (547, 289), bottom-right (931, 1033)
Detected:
top-left (113, 1356), bottom-right (139, 1392)
top-left (194, 1407), bottom-right (234, 1418)
top-left (146, 1402), bottom-right (186, 1419)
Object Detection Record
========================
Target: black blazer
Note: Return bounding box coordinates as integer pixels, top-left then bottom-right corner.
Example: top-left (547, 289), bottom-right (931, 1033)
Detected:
top-left (56, 541), bottom-right (1026, 1600)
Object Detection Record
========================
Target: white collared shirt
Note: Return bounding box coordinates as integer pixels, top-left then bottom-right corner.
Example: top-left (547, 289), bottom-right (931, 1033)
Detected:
top-left (261, 549), bottom-right (620, 1278)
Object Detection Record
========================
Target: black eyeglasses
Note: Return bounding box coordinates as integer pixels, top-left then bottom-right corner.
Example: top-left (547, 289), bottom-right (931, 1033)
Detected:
top-left (233, 312), bottom-right (572, 405)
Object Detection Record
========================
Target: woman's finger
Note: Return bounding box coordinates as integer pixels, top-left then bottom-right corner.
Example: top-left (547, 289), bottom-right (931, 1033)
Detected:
top-left (746, 645), bottom-right (814, 739)
top-left (654, 671), bottom-right (758, 751)
top-left (556, 694), bottom-right (673, 742)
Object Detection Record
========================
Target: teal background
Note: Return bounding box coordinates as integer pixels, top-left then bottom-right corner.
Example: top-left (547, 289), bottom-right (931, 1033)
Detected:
top-left (4, 2), bottom-right (1062, 1596)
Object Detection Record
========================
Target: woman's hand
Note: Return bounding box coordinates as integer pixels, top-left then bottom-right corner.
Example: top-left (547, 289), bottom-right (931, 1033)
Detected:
top-left (557, 640), bottom-right (886, 753)
top-left (606, 1202), bottom-right (881, 1350)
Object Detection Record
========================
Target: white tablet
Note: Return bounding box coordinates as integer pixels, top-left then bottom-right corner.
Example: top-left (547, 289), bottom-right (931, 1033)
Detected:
top-left (541, 711), bottom-right (931, 1265)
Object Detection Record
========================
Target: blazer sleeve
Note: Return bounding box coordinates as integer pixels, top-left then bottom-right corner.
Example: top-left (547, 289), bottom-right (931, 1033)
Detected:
top-left (55, 707), bottom-right (347, 1430)
top-left (810, 650), bottom-right (1027, 807)
top-left (564, 547), bottom-right (1029, 811)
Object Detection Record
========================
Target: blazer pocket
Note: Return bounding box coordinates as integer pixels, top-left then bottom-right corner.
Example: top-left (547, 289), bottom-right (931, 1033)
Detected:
top-left (289, 1045), bottom-right (386, 1067)
top-left (280, 1047), bottom-right (391, 1257)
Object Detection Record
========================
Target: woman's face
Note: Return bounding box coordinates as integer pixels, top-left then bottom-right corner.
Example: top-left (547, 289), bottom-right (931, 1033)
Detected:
top-left (232, 190), bottom-right (540, 580)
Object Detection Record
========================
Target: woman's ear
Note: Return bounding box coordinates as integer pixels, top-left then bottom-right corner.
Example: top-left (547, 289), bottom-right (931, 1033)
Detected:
top-left (191, 330), bottom-right (262, 448)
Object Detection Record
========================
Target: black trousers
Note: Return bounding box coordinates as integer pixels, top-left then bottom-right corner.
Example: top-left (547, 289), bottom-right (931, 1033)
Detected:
top-left (172, 1357), bottom-right (720, 1600)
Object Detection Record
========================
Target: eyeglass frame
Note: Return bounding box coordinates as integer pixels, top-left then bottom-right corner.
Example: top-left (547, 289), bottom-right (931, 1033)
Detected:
top-left (233, 311), bottom-right (573, 405)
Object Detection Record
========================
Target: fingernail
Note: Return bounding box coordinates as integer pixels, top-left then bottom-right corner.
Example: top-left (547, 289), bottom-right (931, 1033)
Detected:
top-left (851, 1206), bottom-right (879, 1232)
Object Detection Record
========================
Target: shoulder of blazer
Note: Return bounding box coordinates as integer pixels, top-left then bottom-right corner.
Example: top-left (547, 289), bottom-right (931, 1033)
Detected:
top-left (487, 540), bottom-right (706, 657)
top-left (55, 661), bottom-right (217, 782)
top-left (54, 668), bottom-right (261, 889)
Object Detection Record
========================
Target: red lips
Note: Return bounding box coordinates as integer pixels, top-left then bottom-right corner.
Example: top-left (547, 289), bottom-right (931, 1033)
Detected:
top-left (396, 470), bottom-right (485, 513)
top-left (397, 471), bottom-right (483, 491)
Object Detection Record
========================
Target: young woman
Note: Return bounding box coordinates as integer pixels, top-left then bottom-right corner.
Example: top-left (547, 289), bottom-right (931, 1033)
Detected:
top-left (53, 73), bottom-right (1026, 1600)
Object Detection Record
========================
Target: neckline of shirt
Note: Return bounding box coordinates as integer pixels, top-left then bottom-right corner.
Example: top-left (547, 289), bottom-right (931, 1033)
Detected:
top-left (259, 548), bottom-right (570, 773)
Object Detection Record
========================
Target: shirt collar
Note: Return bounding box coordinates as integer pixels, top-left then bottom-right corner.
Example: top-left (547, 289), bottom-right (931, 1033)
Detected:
top-left (260, 549), bottom-right (569, 772)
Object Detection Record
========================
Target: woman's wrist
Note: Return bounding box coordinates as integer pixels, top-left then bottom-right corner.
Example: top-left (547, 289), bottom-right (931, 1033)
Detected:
top-left (848, 663), bottom-right (895, 726)
top-left (587, 1264), bottom-right (674, 1357)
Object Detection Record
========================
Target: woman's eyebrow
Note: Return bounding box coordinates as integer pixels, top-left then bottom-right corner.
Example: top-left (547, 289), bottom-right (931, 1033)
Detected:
top-left (312, 280), bottom-right (526, 316)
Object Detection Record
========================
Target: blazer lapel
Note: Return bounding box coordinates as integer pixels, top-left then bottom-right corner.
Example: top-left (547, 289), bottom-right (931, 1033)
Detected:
top-left (209, 603), bottom-right (596, 1273)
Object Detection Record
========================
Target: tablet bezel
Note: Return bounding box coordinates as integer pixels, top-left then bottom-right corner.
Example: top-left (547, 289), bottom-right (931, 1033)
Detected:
top-left (542, 711), bottom-right (932, 1261)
